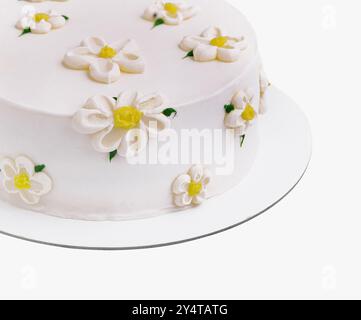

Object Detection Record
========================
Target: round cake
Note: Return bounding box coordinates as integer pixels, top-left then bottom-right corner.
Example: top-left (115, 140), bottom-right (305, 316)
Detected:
top-left (0, 0), bottom-right (270, 220)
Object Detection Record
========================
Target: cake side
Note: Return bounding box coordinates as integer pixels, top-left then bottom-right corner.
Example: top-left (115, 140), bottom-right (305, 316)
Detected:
top-left (0, 56), bottom-right (263, 220)
top-left (0, 0), bottom-right (269, 220)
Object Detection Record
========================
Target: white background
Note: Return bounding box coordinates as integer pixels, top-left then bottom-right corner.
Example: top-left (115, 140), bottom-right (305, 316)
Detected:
top-left (0, 0), bottom-right (360, 300)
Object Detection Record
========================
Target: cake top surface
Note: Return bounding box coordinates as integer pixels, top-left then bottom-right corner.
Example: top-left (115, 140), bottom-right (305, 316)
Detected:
top-left (0, 0), bottom-right (257, 116)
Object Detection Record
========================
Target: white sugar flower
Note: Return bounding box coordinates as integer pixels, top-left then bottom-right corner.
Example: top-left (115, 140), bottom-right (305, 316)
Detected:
top-left (172, 165), bottom-right (212, 207)
top-left (73, 91), bottom-right (174, 158)
top-left (224, 90), bottom-right (257, 136)
top-left (143, 0), bottom-right (199, 27)
top-left (63, 37), bottom-right (145, 84)
top-left (16, 6), bottom-right (68, 35)
top-left (259, 69), bottom-right (271, 114)
top-left (180, 27), bottom-right (247, 62)
top-left (0, 156), bottom-right (52, 205)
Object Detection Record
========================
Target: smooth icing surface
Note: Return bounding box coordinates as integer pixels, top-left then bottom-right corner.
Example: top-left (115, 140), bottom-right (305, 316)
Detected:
top-left (0, 0), bottom-right (268, 220)
top-left (0, 0), bottom-right (257, 116)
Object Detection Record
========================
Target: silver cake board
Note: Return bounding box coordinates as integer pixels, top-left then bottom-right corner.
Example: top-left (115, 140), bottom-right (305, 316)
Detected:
top-left (0, 87), bottom-right (312, 250)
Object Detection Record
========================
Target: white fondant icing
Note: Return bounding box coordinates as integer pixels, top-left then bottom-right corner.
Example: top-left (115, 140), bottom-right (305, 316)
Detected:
top-left (0, 0), bottom-right (265, 220)
top-left (0, 156), bottom-right (52, 205)
top-left (224, 89), bottom-right (258, 136)
top-left (0, 0), bottom-right (258, 115)
top-left (16, 6), bottom-right (67, 34)
top-left (64, 37), bottom-right (145, 84)
top-left (73, 91), bottom-right (171, 157)
top-left (180, 27), bottom-right (247, 62)
top-left (143, 0), bottom-right (199, 26)
top-left (172, 165), bottom-right (211, 207)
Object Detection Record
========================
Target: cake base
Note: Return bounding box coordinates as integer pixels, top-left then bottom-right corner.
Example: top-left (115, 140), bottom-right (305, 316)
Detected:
top-left (0, 87), bottom-right (311, 250)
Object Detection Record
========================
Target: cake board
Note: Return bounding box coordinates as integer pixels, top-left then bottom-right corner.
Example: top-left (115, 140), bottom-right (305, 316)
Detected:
top-left (0, 87), bottom-right (312, 250)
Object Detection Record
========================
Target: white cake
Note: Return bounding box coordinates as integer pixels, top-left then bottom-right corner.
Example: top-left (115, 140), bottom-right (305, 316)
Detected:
top-left (0, 0), bottom-right (270, 220)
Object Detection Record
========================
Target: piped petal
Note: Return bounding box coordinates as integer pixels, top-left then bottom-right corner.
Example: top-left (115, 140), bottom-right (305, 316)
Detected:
top-left (48, 15), bottom-right (66, 29)
top-left (16, 16), bottom-right (35, 30)
top-left (73, 108), bottom-right (112, 135)
top-left (172, 174), bottom-right (191, 195)
top-left (232, 90), bottom-right (248, 110)
top-left (143, 1), bottom-right (164, 20)
top-left (0, 158), bottom-right (17, 179)
top-left (84, 95), bottom-right (115, 116)
top-left (189, 165), bottom-right (204, 183)
top-left (19, 190), bottom-right (40, 206)
top-left (259, 69), bottom-right (270, 114)
top-left (29, 172), bottom-right (52, 196)
top-left (201, 169), bottom-right (212, 187)
top-left (224, 110), bottom-right (244, 129)
top-left (202, 27), bottom-right (222, 39)
top-left (193, 191), bottom-right (206, 205)
top-left (15, 156), bottom-right (34, 177)
top-left (91, 126), bottom-right (125, 153)
top-left (163, 11), bottom-right (184, 25)
top-left (121, 39), bottom-right (141, 55)
top-left (21, 6), bottom-right (36, 17)
top-left (109, 39), bottom-right (131, 53)
top-left (181, 5), bottom-right (199, 20)
top-left (229, 36), bottom-right (248, 51)
top-left (117, 128), bottom-right (148, 158)
top-left (136, 93), bottom-right (166, 113)
top-left (89, 60), bottom-right (121, 84)
top-left (217, 47), bottom-right (242, 63)
top-left (63, 47), bottom-right (96, 70)
top-left (174, 193), bottom-right (192, 207)
top-left (113, 52), bottom-right (145, 74)
top-left (116, 91), bottom-right (138, 108)
top-left (3, 180), bottom-right (17, 194)
top-left (31, 20), bottom-right (52, 34)
top-left (142, 114), bottom-right (170, 135)
top-left (193, 44), bottom-right (218, 62)
top-left (179, 36), bottom-right (209, 51)
top-left (82, 37), bottom-right (106, 55)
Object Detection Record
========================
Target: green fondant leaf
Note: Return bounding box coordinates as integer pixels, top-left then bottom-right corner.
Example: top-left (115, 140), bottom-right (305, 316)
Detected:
top-left (183, 50), bottom-right (194, 59)
top-left (20, 28), bottom-right (31, 37)
top-left (224, 104), bottom-right (235, 114)
top-left (35, 164), bottom-right (46, 173)
top-left (153, 18), bottom-right (165, 29)
top-left (162, 108), bottom-right (177, 118)
top-left (109, 150), bottom-right (117, 162)
top-left (62, 15), bottom-right (69, 21)
top-left (113, 97), bottom-right (118, 101)
top-left (240, 135), bottom-right (246, 148)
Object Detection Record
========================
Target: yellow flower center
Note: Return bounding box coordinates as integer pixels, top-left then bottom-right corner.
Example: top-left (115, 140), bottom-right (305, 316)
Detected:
top-left (164, 3), bottom-right (179, 16)
top-left (113, 106), bottom-right (143, 130)
top-left (188, 181), bottom-right (203, 197)
top-left (98, 46), bottom-right (117, 59)
top-left (14, 173), bottom-right (31, 190)
top-left (241, 104), bottom-right (256, 121)
top-left (210, 36), bottom-right (228, 48)
top-left (34, 13), bottom-right (50, 23)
